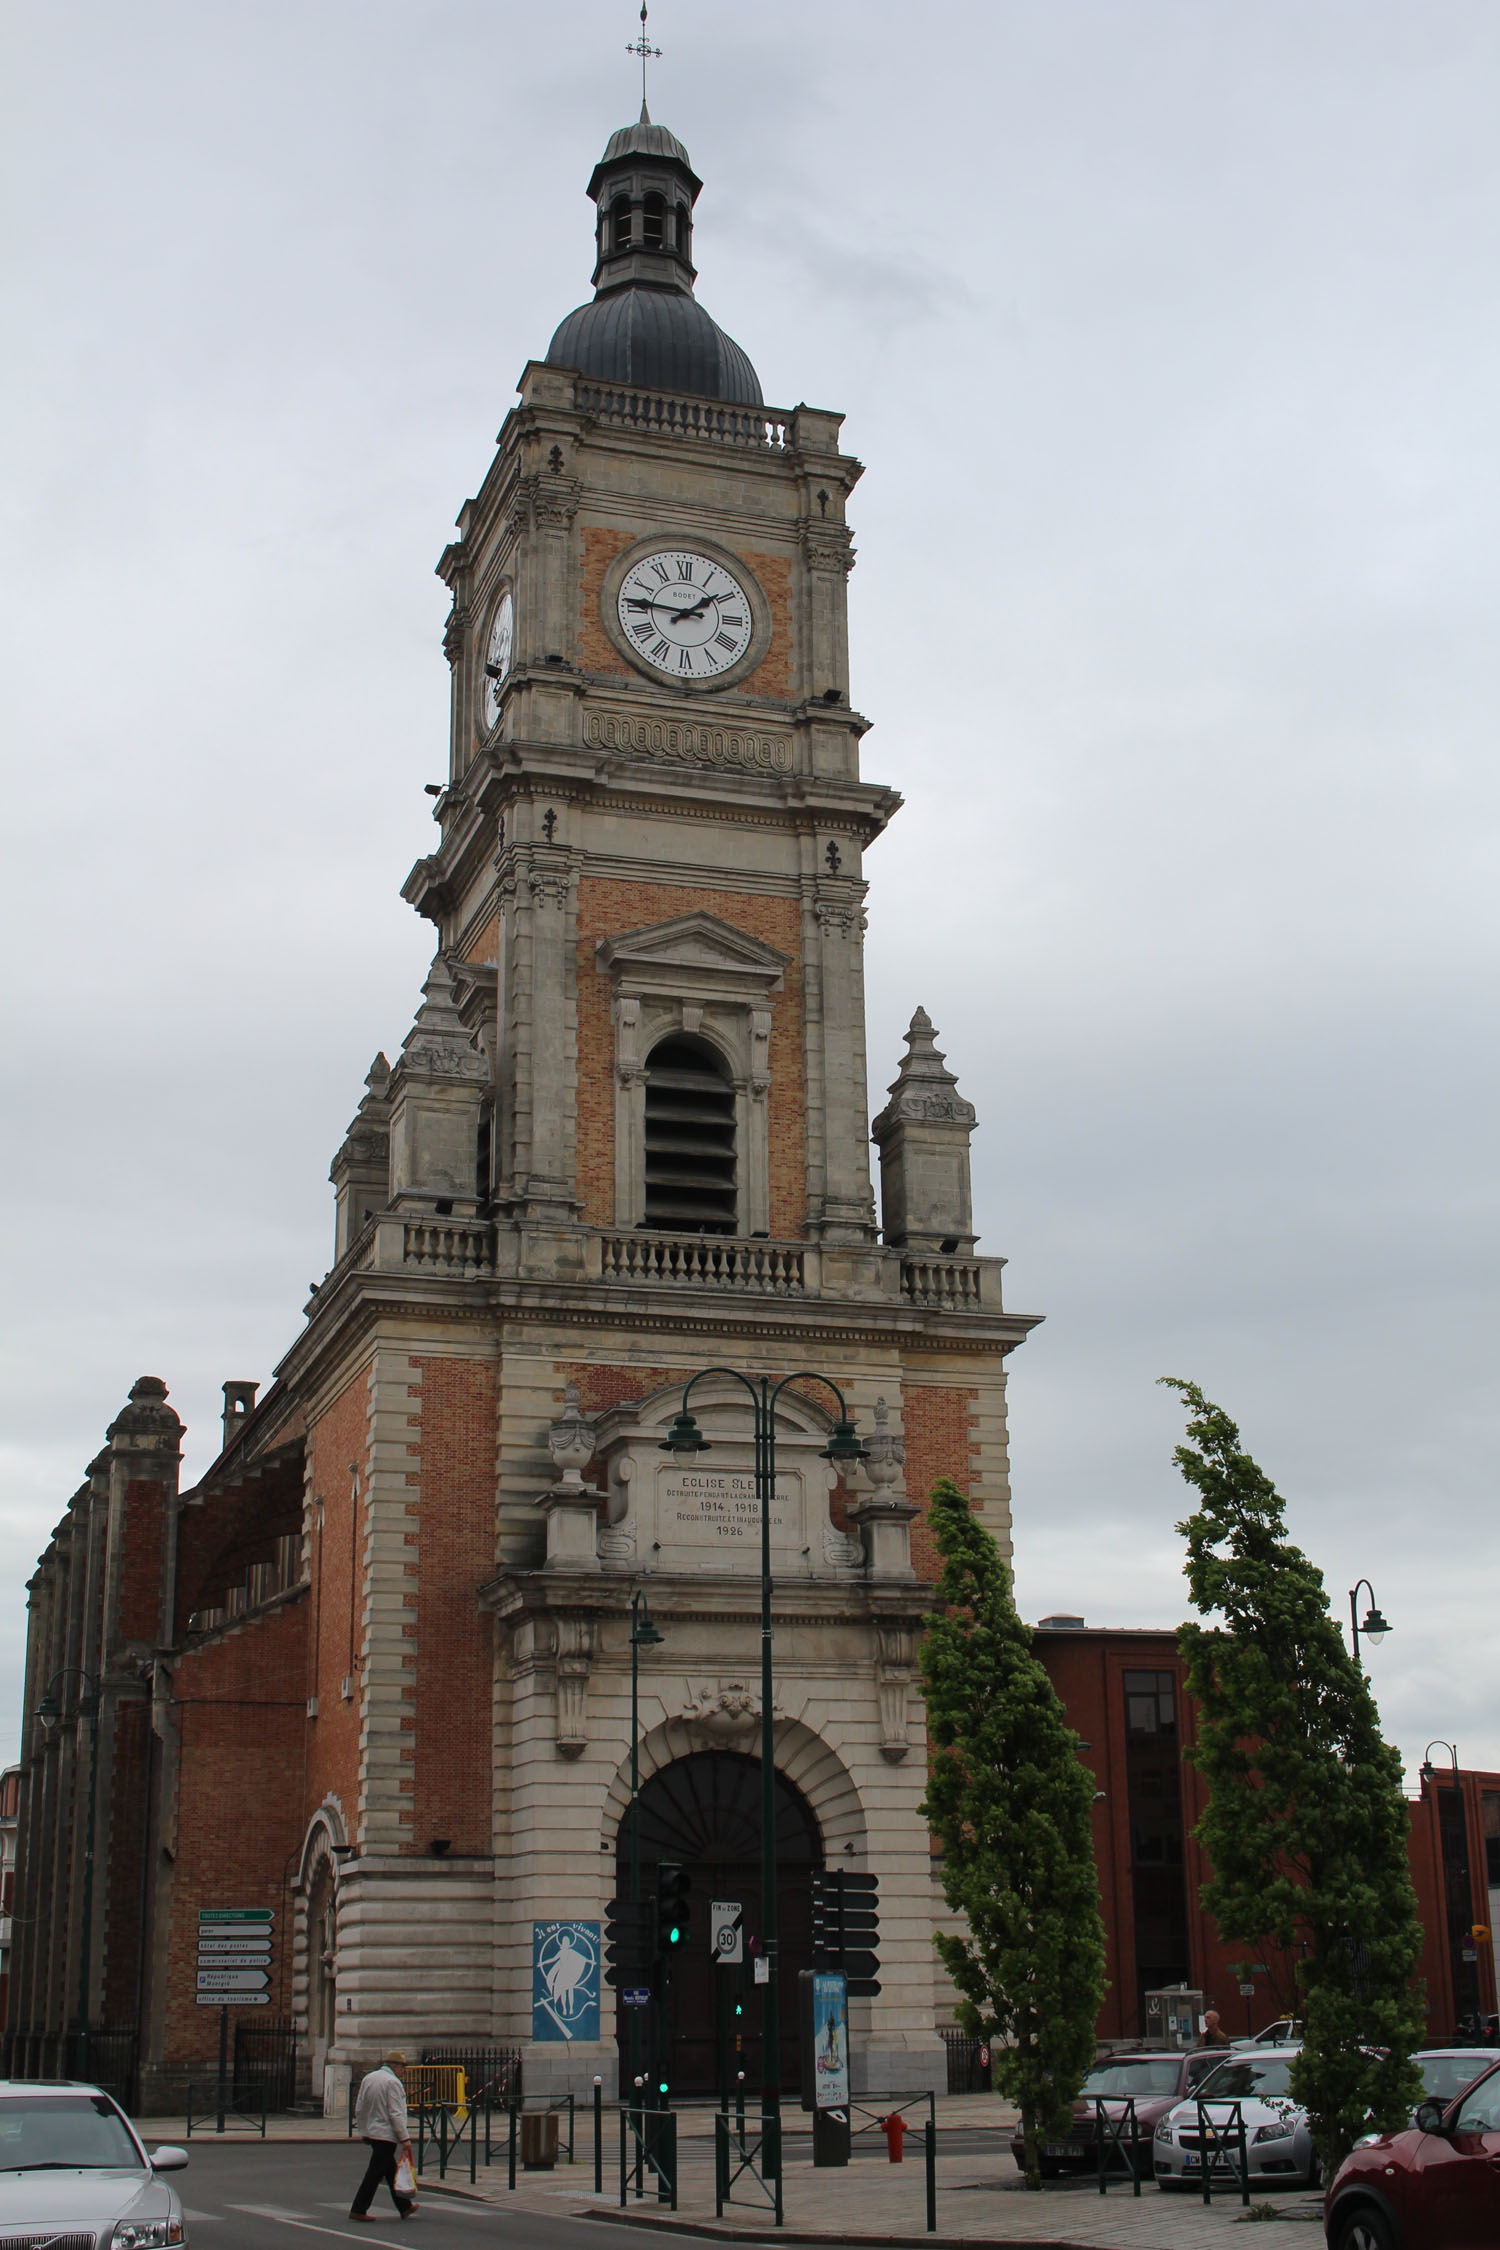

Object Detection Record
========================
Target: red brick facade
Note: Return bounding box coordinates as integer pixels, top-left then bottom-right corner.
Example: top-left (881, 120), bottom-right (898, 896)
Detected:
top-left (901, 1384), bottom-right (977, 1582)
top-left (408, 1355), bottom-right (496, 1855)
top-left (304, 1370), bottom-right (369, 1841)
top-left (160, 1598), bottom-right (308, 2070)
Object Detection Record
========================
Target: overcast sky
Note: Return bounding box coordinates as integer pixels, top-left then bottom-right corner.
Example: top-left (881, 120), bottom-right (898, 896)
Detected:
top-left (3, 1), bottom-right (1497, 1780)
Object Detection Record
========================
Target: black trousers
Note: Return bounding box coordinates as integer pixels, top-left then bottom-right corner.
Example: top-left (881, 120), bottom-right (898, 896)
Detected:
top-left (351, 2137), bottom-right (413, 2215)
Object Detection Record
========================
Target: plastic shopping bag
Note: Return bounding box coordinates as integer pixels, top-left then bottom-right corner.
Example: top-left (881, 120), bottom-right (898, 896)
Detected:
top-left (393, 2155), bottom-right (416, 2201)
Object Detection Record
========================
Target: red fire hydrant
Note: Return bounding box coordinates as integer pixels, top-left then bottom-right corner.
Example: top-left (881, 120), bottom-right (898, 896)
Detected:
top-left (880, 2111), bottom-right (907, 2163)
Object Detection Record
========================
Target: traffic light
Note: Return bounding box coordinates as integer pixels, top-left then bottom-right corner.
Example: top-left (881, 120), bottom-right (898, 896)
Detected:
top-left (657, 1861), bottom-right (691, 1953)
top-left (810, 1870), bottom-right (880, 1995)
top-left (604, 1896), bottom-right (656, 1987)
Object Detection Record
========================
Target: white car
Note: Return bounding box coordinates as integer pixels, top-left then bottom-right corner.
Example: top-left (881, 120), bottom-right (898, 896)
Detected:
top-left (0, 2081), bottom-right (188, 2247)
top-left (1152, 2045), bottom-right (1319, 2191)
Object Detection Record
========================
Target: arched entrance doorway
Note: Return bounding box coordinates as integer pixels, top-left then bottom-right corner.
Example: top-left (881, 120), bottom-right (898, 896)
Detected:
top-left (617, 1751), bottom-right (823, 2095)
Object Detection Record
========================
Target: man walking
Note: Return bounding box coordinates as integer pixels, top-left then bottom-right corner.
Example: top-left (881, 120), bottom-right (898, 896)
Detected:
top-left (350, 2051), bottom-right (415, 2221)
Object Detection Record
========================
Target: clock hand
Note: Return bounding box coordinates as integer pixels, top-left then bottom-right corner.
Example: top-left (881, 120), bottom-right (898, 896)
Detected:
top-left (668, 595), bottom-right (712, 623)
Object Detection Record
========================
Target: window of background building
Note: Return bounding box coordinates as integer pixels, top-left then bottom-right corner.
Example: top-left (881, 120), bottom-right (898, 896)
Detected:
top-left (1122, 1669), bottom-right (1191, 2027)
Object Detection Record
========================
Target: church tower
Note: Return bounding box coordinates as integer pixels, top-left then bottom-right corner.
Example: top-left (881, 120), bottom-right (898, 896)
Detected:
top-left (298, 104), bottom-right (1041, 2103)
top-left (6, 102), bottom-right (1041, 2116)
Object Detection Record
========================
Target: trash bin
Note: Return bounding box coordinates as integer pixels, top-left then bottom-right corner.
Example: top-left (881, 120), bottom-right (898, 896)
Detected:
top-left (520, 2110), bottom-right (559, 2170)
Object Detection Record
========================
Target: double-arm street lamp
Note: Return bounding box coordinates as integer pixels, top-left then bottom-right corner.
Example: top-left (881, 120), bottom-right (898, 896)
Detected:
top-left (37, 1667), bottom-right (101, 2078)
top-left (660, 1369), bottom-right (866, 2192)
top-left (1348, 1579), bottom-right (1393, 1671)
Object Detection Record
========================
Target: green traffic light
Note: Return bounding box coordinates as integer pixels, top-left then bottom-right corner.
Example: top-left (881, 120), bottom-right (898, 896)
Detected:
top-left (667, 1924), bottom-right (680, 1945)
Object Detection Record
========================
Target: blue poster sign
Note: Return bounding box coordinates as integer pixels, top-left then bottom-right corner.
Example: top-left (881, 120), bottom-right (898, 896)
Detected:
top-left (532, 1920), bottom-right (601, 2042)
top-left (811, 1971), bottom-right (849, 2110)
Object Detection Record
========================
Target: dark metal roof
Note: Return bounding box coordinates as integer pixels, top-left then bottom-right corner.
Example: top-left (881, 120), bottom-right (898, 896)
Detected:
top-left (588, 110), bottom-right (701, 198)
top-left (545, 283), bottom-right (763, 407)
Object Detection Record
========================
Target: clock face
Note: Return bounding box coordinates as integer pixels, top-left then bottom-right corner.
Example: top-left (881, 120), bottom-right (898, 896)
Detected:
top-left (481, 589), bottom-right (513, 730)
top-left (616, 550), bottom-right (754, 681)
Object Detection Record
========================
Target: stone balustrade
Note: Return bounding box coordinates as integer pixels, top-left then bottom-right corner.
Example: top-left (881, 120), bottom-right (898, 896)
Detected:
top-left (900, 1256), bottom-right (983, 1310)
top-left (600, 1231), bottom-right (805, 1293)
top-left (576, 381), bottom-right (790, 450)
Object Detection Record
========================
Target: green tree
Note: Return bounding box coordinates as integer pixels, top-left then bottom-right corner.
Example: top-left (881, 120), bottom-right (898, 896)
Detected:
top-left (1162, 1379), bottom-right (1425, 2169)
top-left (918, 1476), bottom-right (1107, 2189)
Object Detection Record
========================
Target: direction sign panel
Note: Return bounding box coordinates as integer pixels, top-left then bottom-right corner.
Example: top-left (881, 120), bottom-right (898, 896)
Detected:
top-left (710, 1901), bottom-right (743, 1964)
top-left (196, 1910), bottom-right (274, 2007)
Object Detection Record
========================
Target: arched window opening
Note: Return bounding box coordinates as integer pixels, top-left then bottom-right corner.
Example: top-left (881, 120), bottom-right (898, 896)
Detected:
top-left (643, 1034), bottom-right (736, 1233)
top-left (610, 196), bottom-right (633, 253)
top-left (642, 193), bottom-right (666, 249)
top-left (672, 204), bottom-right (690, 254)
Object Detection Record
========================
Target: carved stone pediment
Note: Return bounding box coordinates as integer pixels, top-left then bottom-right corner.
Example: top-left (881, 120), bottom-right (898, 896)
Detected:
top-left (595, 912), bottom-right (789, 999)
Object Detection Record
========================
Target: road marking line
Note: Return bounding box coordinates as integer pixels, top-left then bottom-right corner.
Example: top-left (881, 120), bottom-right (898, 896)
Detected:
top-left (225, 2204), bottom-right (416, 2244)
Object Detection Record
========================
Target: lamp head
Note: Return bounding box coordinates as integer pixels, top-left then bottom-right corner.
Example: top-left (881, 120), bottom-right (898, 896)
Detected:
top-left (632, 1611), bottom-right (664, 1649)
top-left (37, 1690), bottom-right (60, 1731)
top-left (820, 1415), bottom-right (868, 1464)
top-left (659, 1409), bottom-right (709, 1456)
top-left (1361, 1603), bottom-right (1392, 1645)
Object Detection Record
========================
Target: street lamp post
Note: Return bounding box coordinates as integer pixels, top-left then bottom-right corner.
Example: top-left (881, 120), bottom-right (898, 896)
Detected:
top-left (1348, 1580), bottom-right (1392, 1671)
top-left (628, 1588), bottom-right (663, 2092)
top-left (37, 1668), bottom-right (101, 2080)
top-left (660, 1369), bottom-right (866, 2200)
top-left (1420, 1740), bottom-right (1459, 1786)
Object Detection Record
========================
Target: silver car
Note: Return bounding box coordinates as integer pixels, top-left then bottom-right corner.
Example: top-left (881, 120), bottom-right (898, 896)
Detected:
top-left (1411, 2046), bottom-right (1500, 2115)
top-left (1153, 2045), bottom-right (1319, 2191)
top-left (0, 2081), bottom-right (188, 2247)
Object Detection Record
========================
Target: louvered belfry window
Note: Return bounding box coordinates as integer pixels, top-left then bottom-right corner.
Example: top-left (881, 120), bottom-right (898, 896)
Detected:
top-left (643, 1034), bottom-right (737, 1233)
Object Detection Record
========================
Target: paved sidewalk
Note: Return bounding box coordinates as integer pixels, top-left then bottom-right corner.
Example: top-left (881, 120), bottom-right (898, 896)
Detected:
top-left (413, 2132), bottom-right (1323, 2248)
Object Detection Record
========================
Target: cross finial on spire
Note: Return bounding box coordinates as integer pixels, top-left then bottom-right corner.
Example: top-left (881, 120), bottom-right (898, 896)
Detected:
top-left (626, 2), bottom-right (661, 116)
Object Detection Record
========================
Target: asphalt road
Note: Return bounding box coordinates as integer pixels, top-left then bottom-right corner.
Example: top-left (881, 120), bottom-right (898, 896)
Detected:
top-left (178, 2141), bottom-right (708, 2250)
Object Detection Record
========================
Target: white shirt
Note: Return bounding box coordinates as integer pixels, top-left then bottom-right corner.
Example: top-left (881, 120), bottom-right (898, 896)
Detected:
top-left (354, 2066), bottom-right (410, 2145)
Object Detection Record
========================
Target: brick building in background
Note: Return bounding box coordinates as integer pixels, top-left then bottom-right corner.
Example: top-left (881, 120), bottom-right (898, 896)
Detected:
top-left (1032, 1621), bottom-right (1500, 2048)
top-left (6, 110), bottom-right (1039, 2114)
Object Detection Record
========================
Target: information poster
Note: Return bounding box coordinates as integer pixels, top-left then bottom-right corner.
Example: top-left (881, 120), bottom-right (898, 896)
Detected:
top-left (811, 1971), bottom-right (849, 2110)
top-left (532, 1920), bottom-right (600, 2043)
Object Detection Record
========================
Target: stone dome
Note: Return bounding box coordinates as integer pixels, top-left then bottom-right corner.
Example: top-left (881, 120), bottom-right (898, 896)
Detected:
top-left (545, 286), bottom-right (763, 407)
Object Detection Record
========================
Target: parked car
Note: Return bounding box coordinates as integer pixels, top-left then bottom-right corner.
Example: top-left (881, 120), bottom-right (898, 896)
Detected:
top-left (1232, 2016), bottom-right (1303, 2049)
top-left (1153, 2045), bottom-right (1320, 2191)
top-left (1324, 2054), bottom-right (1500, 2249)
top-left (1412, 2047), bottom-right (1500, 2115)
top-left (1009, 2050), bottom-right (1227, 2177)
top-left (0, 2081), bottom-right (188, 2246)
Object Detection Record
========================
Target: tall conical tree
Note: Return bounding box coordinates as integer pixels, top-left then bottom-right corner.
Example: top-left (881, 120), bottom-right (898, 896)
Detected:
top-left (1162, 1380), bottom-right (1425, 2168)
top-left (919, 1477), bottom-right (1106, 2190)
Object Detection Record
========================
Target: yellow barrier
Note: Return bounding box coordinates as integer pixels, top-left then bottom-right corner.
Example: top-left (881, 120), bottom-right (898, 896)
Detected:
top-left (404, 2064), bottom-right (467, 2121)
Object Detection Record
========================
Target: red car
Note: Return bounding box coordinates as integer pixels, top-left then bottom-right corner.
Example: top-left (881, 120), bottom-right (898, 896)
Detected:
top-left (1009, 2049), bottom-right (1226, 2177)
top-left (1324, 2054), bottom-right (1500, 2249)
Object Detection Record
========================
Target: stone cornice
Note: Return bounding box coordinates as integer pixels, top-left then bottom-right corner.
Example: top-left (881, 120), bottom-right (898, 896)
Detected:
top-left (479, 1564), bottom-right (931, 1627)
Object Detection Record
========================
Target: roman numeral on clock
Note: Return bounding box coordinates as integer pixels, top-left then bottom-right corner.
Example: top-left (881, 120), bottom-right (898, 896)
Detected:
top-left (714, 632), bottom-right (737, 651)
top-left (722, 615), bottom-right (745, 629)
top-left (651, 639), bottom-right (671, 661)
top-left (676, 559), bottom-right (695, 581)
top-left (650, 561), bottom-right (669, 583)
top-left (632, 622), bottom-right (652, 641)
top-left (678, 646), bottom-right (695, 671)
